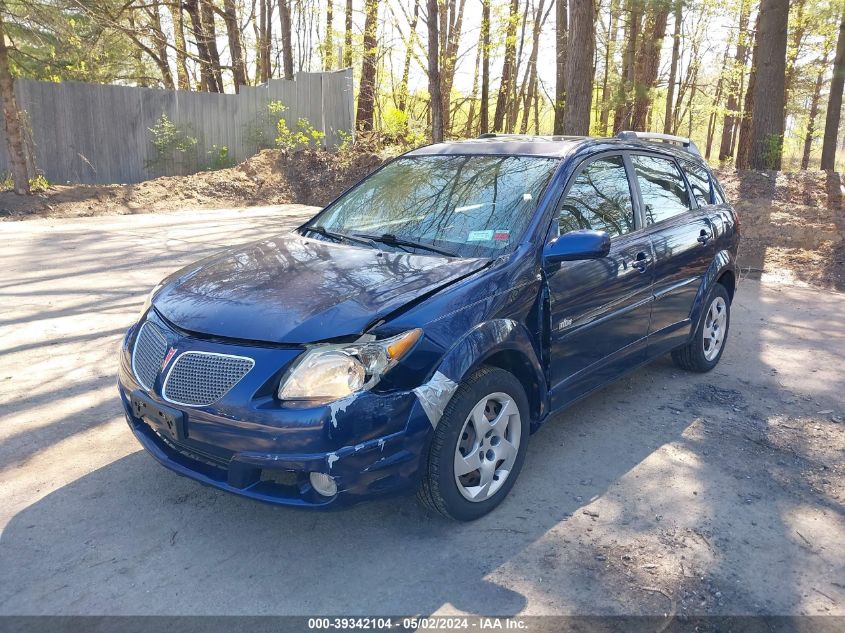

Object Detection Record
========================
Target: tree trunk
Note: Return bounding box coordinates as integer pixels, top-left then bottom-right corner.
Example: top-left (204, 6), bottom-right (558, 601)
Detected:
top-left (783, 0), bottom-right (806, 129)
top-left (563, 0), bottom-right (595, 134)
top-left (427, 0), bottom-right (444, 141)
top-left (630, 3), bottom-right (670, 131)
top-left (398, 0), bottom-right (419, 112)
top-left (748, 0), bottom-right (789, 170)
top-left (553, 0), bottom-right (568, 134)
top-left (146, 2), bottom-right (175, 90)
top-left (507, 0), bottom-right (531, 133)
top-left (520, 0), bottom-right (546, 134)
top-left (355, 0), bottom-right (379, 130)
top-left (344, 0), bottom-right (353, 68)
top-left (200, 0), bottom-right (224, 91)
top-left (802, 59), bottom-right (827, 170)
top-left (493, 0), bottom-right (519, 132)
top-left (663, 0), bottom-right (682, 134)
top-left (718, 0), bottom-right (750, 161)
top-left (222, 0), bottom-right (247, 90)
top-left (480, 0), bottom-right (491, 134)
top-left (465, 32), bottom-right (482, 137)
top-left (325, 0), bottom-right (334, 69)
top-left (599, 0), bottom-right (619, 135)
top-left (736, 10), bottom-right (760, 169)
top-left (184, 0), bottom-right (217, 91)
top-left (279, 0), bottom-right (294, 79)
top-left (0, 16), bottom-right (29, 194)
top-left (168, 2), bottom-right (191, 90)
top-left (821, 14), bottom-right (845, 170)
top-left (613, 0), bottom-right (642, 133)
top-left (440, 0), bottom-right (467, 135)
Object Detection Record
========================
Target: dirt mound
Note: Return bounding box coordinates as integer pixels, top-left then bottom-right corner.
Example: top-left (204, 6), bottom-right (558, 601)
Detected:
top-left (715, 169), bottom-right (844, 290)
top-left (0, 148), bottom-right (384, 220)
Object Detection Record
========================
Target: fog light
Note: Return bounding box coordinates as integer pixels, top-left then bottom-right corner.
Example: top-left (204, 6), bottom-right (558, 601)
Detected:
top-left (309, 471), bottom-right (337, 497)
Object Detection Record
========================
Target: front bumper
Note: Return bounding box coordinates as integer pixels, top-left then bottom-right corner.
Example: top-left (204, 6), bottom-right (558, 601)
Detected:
top-left (118, 314), bottom-right (434, 508)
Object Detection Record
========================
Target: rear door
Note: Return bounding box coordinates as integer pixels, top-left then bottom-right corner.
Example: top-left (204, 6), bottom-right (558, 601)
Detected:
top-left (629, 153), bottom-right (715, 355)
top-left (546, 153), bottom-right (654, 410)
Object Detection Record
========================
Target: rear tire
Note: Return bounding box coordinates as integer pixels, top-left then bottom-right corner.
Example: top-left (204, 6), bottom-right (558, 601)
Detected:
top-left (672, 283), bottom-right (731, 373)
top-left (417, 366), bottom-right (530, 521)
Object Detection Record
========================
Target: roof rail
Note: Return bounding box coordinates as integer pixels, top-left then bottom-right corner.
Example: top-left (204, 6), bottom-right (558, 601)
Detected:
top-left (478, 132), bottom-right (498, 138)
top-left (615, 131), bottom-right (701, 157)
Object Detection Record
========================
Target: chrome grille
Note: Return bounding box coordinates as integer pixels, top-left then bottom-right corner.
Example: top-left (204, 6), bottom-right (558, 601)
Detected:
top-left (163, 352), bottom-right (254, 407)
top-left (132, 322), bottom-right (168, 390)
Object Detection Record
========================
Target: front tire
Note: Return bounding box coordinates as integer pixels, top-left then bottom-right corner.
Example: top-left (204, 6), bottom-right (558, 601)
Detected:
top-left (672, 282), bottom-right (731, 372)
top-left (417, 366), bottom-right (530, 521)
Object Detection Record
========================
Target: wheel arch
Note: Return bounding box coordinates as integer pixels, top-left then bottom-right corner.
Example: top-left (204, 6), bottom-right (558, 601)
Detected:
top-left (432, 319), bottom-right (547, 425)
top-left (690, 250), bottom-right (736, 326)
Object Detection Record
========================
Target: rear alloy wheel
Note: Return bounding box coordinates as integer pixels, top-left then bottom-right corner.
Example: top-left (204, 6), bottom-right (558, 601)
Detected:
top-left (672, 283), bottom-right (731, 372)
top-left (418, 366), bottom-right (529, 521)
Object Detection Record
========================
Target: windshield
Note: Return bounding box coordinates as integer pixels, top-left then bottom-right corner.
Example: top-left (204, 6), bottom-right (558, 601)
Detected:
top-left (304, 155), bottom-right (559, 258)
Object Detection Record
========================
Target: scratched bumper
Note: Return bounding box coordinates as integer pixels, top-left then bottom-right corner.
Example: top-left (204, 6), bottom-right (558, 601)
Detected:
top-left (117, 318), bottom-right (434, 509)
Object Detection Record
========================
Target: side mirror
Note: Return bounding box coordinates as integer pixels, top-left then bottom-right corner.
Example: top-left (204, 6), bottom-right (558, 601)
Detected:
top-left (544, 229), bottom-right (611, 264)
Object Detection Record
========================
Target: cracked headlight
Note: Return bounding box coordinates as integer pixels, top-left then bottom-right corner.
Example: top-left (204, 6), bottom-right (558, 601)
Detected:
top-left (278, 328), bottom-right (422, 402)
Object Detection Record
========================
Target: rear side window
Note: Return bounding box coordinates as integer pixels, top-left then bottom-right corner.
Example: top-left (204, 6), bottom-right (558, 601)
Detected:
top-left (631, 155), bottom-right (691, 225)
top-left (557, 156), bottom-right (635, 238)
top-left (681, 161), bottom-right (712, 206)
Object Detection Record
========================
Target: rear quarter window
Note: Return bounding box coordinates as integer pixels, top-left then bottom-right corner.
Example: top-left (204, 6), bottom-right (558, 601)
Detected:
top-left (680, 160), bottom-right (712, 207)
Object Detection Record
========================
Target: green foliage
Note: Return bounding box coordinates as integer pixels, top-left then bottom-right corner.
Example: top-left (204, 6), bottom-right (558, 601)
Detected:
top-left (243, 100), bottom-right (288, 151)
top-left (206, 145), bottom-right (234, 171)
top-left (147, 114), bottom-right (198, 173)
top-left (0, 173), bottom-right (51, 192)
top-left (275, 115), bottom-right (325, 150)
top-left (29, 174), bottom-right (51, 192)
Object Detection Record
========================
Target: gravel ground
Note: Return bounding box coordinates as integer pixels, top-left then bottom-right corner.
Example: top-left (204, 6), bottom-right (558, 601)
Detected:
top-left (0, 206), bottom-right (843, 616)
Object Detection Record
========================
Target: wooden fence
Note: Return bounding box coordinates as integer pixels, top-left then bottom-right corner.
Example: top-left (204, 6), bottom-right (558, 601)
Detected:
top-left (0, 70), bottom-right (354, 185)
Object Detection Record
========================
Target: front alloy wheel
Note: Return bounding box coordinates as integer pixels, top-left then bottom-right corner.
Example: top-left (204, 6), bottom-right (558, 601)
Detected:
top-left (418, 366), bottom-right (530, 521)
top-left (454, 393), bottom-right (522, 502)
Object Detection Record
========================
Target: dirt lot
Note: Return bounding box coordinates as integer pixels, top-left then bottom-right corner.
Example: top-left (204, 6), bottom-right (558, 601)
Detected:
top-left (0, 206), bottom-right (843, 617)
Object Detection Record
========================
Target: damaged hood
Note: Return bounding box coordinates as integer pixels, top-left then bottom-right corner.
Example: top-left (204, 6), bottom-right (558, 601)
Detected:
top-left (152, 232), bottom-right (487, 344)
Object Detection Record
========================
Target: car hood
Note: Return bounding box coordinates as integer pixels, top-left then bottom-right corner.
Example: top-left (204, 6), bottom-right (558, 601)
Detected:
top-left (152, 233), bottom-right (488, 344)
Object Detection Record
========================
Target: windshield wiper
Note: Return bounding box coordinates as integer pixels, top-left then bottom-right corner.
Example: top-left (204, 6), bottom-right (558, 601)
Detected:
top-left (302, 226), bottom-right (378, 248)
top-left (353, 233), bottom-right (457, 257)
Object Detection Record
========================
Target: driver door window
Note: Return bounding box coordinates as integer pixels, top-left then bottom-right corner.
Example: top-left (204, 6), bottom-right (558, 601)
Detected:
top-left (557, 156), bottom-right (635, 239)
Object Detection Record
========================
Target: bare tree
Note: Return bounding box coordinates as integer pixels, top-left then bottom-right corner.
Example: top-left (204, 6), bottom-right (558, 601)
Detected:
top-left (279, 0), bottom-right (294, 79)
top-left (493, 0), bottom-right (519, 132)
top-left (562, 0), bottom-right (594, 134)
top-left (325, 0), bottom-right (334, 69)
top-left (802, 55), bottom-right (829, 169)
top-left (748, 0), bottom-right (789, 170)
top-left (222, 0), bottom-right (247, 90)
top-left (398, 0), bottom-right (419, 112)
top-left (718, 0), bottom-right (750, 160)
top-left (480, 0), bottom-right (491, 134)
top-left (821, 12), bottom-right (845, 170)
top-left (427, 0), bottom-right (444, 141)
top-left (553, 0), bottom-right (568, 134)
top-left (344, 0), bottom-right (353, 68)
top-left (630, 1), bottom-right (670, 131)
top-left (184, 0), bottom-right (219, 91)
top-left (0, 13), bottom-right (29, 194)
top-left (355, 0), bottom-right (379, 130)
top-left (663, 0), bottom-right (682, 134)
top-left (600, 0), bottom-right (620, 135)
top-left (169, 1), bottom-right (191, 90)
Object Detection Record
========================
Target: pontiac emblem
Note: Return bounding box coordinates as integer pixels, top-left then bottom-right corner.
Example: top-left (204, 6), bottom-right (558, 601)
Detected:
top-left (161, 347), bottom-right (177, 369)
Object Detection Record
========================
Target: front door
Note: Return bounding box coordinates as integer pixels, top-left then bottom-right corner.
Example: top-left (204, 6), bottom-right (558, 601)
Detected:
top-left (546, 154), bottom-right (654, 410)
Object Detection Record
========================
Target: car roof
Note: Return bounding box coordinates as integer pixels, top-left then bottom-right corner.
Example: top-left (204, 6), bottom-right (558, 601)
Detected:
top-left (404, 134), bottom-right (708, 167)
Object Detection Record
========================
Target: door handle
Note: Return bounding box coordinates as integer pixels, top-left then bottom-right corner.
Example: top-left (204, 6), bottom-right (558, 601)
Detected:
top-left (697, 229), bottom-right (713, 244)
top-left (629, 252), bottom-right (652, 272)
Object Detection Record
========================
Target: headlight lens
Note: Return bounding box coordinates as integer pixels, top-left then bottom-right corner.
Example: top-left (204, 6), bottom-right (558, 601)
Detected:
top-left (278, 328), bottom-right (422, 402)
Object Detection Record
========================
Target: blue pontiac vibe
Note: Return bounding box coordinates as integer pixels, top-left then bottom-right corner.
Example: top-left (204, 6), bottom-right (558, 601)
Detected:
top-left (118, 132), bottom-right (739, 520)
